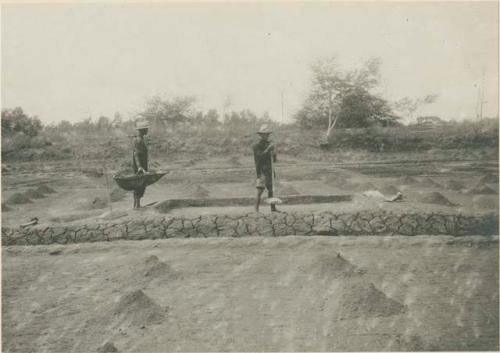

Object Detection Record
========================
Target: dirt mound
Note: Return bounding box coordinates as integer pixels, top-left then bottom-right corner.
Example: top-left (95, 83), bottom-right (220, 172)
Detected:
top-left (2, 203), bottom-right (12, 212)
top-left (354, 182), bottom-right (376, 192)
top-left (82, 169), bottom-right (104, 178)
top-left (467, 183), bottom-right (497, 195)
top-left (188, 184), bottom-right (210, 199)
top-left (110, 187), bottom-right (127, 202)
top-left (378, 185), bottom-right (400, 195)
top-left (479, 174), bottom-right (498, 184)
top-left (399, 175), bottom-right (419, 185)
top-left (323, 175), bottom-right (346, 186)
top-left (416, 192), bottom-right (456, 207)
top-left (24, 188), bottom-right (46, 199)
top-left (338, 282), bottom-right (406, 320)
top-left (322, 170), bottom-right (354, 187)
top-left (317, 253), bottom-right (366, 278)
top-left (472, 195), bottom-right (499, 210)
top-left (143, 256), bottom-right (177, 279)
top-left (419, 177), bottom-right (442, 188)
top-left (7, 193), bottom-right (32, 205)
top-left (97, 341), bottom-right (118, 353)
top-left (279, 183), bottom-right (300, 196)
top-left (36, 184), bottom-right (56, 194)
top-left (113, 289), bottom-right (165, 327)
top-left (87, 197), bottom-right (108, 210)
top-left (445, 179), bottom-right (465, 191)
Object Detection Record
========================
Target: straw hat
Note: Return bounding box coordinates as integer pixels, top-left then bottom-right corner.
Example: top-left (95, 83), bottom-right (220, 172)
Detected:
top-left (135, 120), bottom-right (150, 130)
top-left (257, 124), bottom-right (272, 134)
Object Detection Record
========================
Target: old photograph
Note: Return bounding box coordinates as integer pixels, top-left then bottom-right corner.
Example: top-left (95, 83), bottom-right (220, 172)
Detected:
top-left (1, 1), bottom-right (498, 352)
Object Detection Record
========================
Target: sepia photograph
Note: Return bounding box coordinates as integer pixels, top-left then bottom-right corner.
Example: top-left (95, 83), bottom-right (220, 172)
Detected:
top-left (1, 1), bottom-right (498, 352)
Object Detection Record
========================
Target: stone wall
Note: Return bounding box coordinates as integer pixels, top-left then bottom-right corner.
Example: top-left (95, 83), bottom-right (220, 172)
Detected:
top-left (2, 211), bottom-right (498, 246)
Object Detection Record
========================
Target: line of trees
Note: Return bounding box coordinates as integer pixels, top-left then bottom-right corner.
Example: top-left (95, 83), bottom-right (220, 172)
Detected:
top-left (2, 56), bottom-right (442, 143)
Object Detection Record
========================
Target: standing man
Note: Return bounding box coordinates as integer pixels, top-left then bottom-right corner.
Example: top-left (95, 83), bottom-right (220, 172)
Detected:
top-left (253, 124), bottom-right (278, 212)
top-left (132, 120), bottom-right (149, 209)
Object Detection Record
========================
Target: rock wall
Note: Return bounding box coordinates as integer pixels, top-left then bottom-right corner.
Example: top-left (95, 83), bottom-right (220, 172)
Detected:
top-left (2, 211), bottom-right (498, 246)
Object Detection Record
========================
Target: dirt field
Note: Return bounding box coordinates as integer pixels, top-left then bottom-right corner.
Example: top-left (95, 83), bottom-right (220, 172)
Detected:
top-left (1, 156), bottom-right (498, 228)
top-left (2, 154), bottom-right (498, 352)
top-left (2, 236), bottom-right (498, 352)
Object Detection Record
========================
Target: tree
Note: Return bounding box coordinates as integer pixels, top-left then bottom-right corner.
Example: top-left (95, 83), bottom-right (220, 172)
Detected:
top-left (56, 120), bottom-right (73, 132)
top-left (204, 109), bottom-right (220, 125)
top-left (1, 107), bottom-right (43, 137)
top-left (96, 116), bottom-right (111, 131)
top-left (336, 87), bottom-right (399, 128)
top-left (295, 56), bottom-right (387, 135)
top-left (139, 95), bottom-right (197, 126)
top-left (393, 94), bottom-right (439, 123)
top-left (112, 112), bottom-right (123, 128)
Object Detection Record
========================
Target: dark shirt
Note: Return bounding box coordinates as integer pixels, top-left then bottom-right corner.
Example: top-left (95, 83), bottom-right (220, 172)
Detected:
top-left (253, 140), bottom-right (277, 177)
top-left (132, 136), bottom-right (148, 173)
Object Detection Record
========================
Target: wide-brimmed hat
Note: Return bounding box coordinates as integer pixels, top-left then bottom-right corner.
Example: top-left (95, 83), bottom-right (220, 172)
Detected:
top-left (257, 124), bottom-right (272, 134)
top-left (135, 120), bottom-right (150, 130)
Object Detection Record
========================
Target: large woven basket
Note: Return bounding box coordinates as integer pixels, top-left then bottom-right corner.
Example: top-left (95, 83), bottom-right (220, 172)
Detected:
top-left (113, 171), bottom-right (167, 191)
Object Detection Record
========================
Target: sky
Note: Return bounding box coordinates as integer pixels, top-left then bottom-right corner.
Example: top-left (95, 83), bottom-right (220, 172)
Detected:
top-left (1, 2), bottom-right (498, 124)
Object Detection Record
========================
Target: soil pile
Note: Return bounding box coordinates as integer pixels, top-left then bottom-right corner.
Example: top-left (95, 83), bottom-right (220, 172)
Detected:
top-left (323, 175), bottom-right (347, 186)
top-left (113, 289), bottom-right (165, 327)
top-left (338, 282), bottom-right (406, 320)
top-left (110, 187), bottom-right (127, 202)
top-left (445, 179), bottom-right (465, 191)
top-left (416, 192), bottom-right (456, 207)
top-left (419, 177), bottom-right (442, 188)
top-left (97, 341), bottom-right (118, 353)
top-left (472, 195), bottom-right (499, 210)
top-left (354, 182), bottom-right (377, 192)
top-left (36, 184), bottom-right (56, 194)
top-left (466, 183), bottom-right (497, 195)
top-left (479, 174), bottom-right (498, 184)
top-left (82, 169), bottom-right (104, 178)
top-left (279, 183), bottom-right (300, 196)
top-left (378, 185), bottom-right (400, 195)
top-left (7, 193), bottom-right (32, 205)
top-left (24, 189), bottom-right (46, 199)
top-left (87, 197), bottom-right (108, 210)
top-left (2, 203), bottom-right (12, 212)
top-left (322, 169), bottom-right (354, 187)
top-left (143, 255), bottom-right (178, 280)
top-left (317, 253), bottom-right (366, 279)
top-left (188, 184), bottom-right (210, 199)
top-left (399, 176), bottom-right (419, 185)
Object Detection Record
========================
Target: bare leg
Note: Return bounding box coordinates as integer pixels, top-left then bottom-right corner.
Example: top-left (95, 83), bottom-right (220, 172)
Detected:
top-left (268, 188), bottom-right (278, 212)
top-left (255, 188), bottom-right (264, 212)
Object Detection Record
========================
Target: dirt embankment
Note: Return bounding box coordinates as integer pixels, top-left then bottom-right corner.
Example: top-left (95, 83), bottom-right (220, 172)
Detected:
top-left (2, 210), bottom-right (498, 246)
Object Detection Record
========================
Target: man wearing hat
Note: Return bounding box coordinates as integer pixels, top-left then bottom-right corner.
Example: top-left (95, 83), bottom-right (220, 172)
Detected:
top-left (132, 120), bottom-right (149, 209)
top-left (253, 124), bottom-right (278, 212)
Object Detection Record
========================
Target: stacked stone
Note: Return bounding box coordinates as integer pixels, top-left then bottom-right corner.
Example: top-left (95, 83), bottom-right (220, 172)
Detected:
top-left (2, 211), bottom-right (498, 246)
